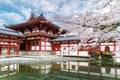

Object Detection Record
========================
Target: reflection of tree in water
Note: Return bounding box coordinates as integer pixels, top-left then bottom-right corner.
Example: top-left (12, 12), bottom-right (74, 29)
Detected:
top-left (101, 59), bottom-right (114, 74)
top-left (90, 59), bottom-right (100, 66)
top-left (105, 67), bottom-right (111, 73)
top-left (101, 59), bottom-right (114, 67)
top-left (90, 59), bottom-right (114, 74)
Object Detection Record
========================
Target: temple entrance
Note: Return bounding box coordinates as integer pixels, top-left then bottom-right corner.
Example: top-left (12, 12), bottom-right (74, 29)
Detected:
top-left (20, 41), bottom-right (26, 51)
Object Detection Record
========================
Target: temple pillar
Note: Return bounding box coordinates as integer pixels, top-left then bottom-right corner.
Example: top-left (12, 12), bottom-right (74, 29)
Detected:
top-left (99, 43), bottom-right (102, 59)
top-left (39, 37), bottom-right (41, 51)
top-left (35, 37), bottom-right (36, 51)
top-left (16, 43), bottom-right (19, 55)
top-left (77, 42), bottom-right (79, 56)
top-left (114, 41), bottom-right (116, 56)
top-left (8, 42), bottom-right (10, 55)
top-left (45, 38), bottom-right (46, 51)
top-left (68, 42), bottom-right (70, 56)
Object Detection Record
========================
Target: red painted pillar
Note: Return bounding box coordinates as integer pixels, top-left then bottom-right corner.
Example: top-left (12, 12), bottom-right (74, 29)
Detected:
top-left (45, 38), bottom-right (46, 51)
top-left (99, 42), bottom-right (102, 57)
top-left (8, 42), bottom-right (10, 55)
top-left (25, 39), bottom-right (27, 51)
top-left (114, 41), bottom-right (116, 56)
top-left (41, 37), bottom-right (43, 52)
top-left (16, 43), bottom-right (19, 55)
top-left (35, 37), bottom-right (36, 51)
top-left (39, 37), bottom-right (41, 51)
top-left (68, 42), bottom-right (70, 56)
top-left (60, 42), bottom-right (62, 57)
top-left (77, 42), bottom-right (79, 56)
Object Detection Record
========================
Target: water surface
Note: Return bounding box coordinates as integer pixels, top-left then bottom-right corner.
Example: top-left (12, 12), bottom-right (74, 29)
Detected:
top-left (0, 59), bottom-right (120, 80)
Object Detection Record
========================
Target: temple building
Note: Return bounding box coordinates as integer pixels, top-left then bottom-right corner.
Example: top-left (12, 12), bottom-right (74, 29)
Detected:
top-left (5, 14), bottom-right (63, 51)
top-left (0, 13), bottom-right (119, 57)
top-left (0, 29), bottom-right (23, 55)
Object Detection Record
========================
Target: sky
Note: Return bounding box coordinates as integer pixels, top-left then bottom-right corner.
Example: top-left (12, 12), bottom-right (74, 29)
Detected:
top-left (0, 0), bottom-right (101, 29)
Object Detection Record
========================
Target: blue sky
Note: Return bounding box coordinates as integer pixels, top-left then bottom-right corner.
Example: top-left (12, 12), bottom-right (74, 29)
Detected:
top-left (0, 0), bottom-right (100, 28)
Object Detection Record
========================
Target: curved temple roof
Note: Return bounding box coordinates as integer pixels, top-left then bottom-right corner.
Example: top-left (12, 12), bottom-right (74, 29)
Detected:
top-left (4, 13), bottom-right (67, 38)
top-left (50, 35), bottom-right (80, 42)
top-left (0, 28), bottom-right (23, 37)
top-left (5, 14), bottom-right (60, 32)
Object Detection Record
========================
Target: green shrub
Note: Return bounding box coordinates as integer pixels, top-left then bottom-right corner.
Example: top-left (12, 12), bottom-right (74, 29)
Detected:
top-left (90, 52), bottom-right (100, 59)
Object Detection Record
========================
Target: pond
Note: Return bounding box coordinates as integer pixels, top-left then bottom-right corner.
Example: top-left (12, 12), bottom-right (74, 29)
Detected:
top-left (0, 59), bottom-right (120, 80)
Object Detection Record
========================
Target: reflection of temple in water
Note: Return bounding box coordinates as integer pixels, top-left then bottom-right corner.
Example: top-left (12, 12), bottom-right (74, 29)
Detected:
top-left (53, 61), bottom-right (120, 79)
top-left (0, 64), bottom-right (19, 78)
top-left (30, 63), bottom-right (52, 74)
top-left (0, 62), bottom-right (120, 80)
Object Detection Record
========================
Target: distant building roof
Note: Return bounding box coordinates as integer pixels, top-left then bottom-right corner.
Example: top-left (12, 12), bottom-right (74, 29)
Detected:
top-left (0, 28), bottom-right (23, 37)
top-left (50, 35), bottom-right (80, 42)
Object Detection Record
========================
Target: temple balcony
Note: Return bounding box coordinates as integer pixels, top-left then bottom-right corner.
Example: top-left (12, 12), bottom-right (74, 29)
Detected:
top-left (24, 32), bottom-right (58, 38)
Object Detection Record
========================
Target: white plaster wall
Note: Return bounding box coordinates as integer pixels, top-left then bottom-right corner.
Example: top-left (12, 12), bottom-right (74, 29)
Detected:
top-left (79, 51), bottom-right (89, 57)
top-left (116, 46), bottom-right (120, 57)
top-left (0, 42), bottom-right (8, 44)
top-left (70, 51), bottom-right (77, 56)
top-left (61, 47), bottom-right (68, 55)
top-left (41, 47), bottom-right (45, 50)
top-left (56, 51), bottom-right (60, 55)
top-left (101, 46), bottom-right (114, 51)
top-left (101, 43), bottom-right (114, 45)
top-left (31, 46), bottom-right (35, 50)
top-left (61, 44), bottom-right (68, 46)
top-left (36, 46), bottom-right (39, 50)
top-left (46, 42), bottom-right (51, 46)
top-left (41, 42), bottom-right (45, 45)
top-left (70, 44), bottom-right (77, 46)
top-left (46, 47), bottom-right (51, 50)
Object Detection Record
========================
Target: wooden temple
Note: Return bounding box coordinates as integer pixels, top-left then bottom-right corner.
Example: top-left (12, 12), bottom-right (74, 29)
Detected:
top-left (0, 29), bottom-right (23, 55)
top-left (0, 13), bottom-right (118, 57)
top-left (2, 13), bottom-right (65, 55)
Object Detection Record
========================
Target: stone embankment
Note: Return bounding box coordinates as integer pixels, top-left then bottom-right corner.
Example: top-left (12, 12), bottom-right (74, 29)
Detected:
top-left (0, 51), bottom-right (89, 64)
top-left (0, 56), bottom-right (89, 64)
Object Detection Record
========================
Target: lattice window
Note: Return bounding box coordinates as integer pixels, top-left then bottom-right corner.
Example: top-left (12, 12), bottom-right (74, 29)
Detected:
top-left (24, 29), bottom-right (30, 33)
top-left (41, 28), bottom-right (46, 33)
top-left (35, 27), bottom-right (39, 32)
top-left (32, 28), bottom-right (36, 32)
top-left (48, 30), bottom-right (53, 34)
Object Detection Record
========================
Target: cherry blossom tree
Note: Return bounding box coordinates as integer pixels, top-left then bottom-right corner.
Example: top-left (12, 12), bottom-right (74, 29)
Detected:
top-left (52, 0), bottom-right (120, 47)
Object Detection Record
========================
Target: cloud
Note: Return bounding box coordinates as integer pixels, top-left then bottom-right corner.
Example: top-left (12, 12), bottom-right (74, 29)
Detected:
top-left (0, 12), bottom-right (24, 25)
top-left (0, 0), bottom-right (104, 29)
top-left (0, 0), bottom-right (19, 9)
top-left (19, 0), bottom-right (85, 15)
top-left (19, 6), bottom-right (32, 20)
top-left (0, 0), bottom-right (14, 5)
top-left (58, 4), bottom-right (73, 16)
top-left (40, 0), bottom-right (58, 12)
top-left (0, 19), bottom-right (7, 28)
